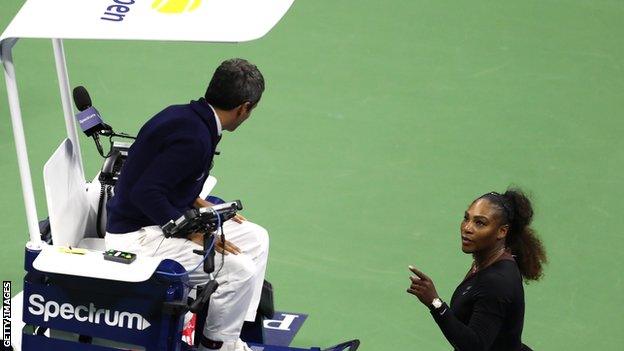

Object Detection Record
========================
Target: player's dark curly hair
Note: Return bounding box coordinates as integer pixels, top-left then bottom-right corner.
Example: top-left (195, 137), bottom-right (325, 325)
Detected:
top-left (479, 189), bottom-right (547, 281)
top-left (205, 58), bottom-right (265, 110)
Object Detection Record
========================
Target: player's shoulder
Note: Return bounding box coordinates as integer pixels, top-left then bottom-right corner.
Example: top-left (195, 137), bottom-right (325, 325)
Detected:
top-left (476, 260), bottom-right (521, 295)
top-left (481, 259), bottom-right (520, 280)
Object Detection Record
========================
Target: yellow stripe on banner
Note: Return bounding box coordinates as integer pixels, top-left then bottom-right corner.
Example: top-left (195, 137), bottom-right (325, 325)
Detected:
top-left (189, 0), bottom-right (201, 12)
top-left (151, 0), bottom-right (164, 9)
top-left (152, 0), bottom-right (202, 14)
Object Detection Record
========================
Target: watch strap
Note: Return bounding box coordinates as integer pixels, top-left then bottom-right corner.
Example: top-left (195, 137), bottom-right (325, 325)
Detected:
top-left (429, 298), bottom-right (443, 310)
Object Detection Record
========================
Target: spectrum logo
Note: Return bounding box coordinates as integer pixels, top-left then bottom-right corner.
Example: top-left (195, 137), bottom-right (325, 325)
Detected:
top-left (152, 0), bottom-right (202, 14)
top-left (28, 294), bottom-right (151, 331)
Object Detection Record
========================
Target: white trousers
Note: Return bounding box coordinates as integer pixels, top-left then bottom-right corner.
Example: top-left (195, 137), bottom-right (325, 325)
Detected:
top-left (105, 220), bottom-right (269, 342)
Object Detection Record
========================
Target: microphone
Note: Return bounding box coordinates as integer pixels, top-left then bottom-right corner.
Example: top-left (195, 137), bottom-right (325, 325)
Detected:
top-left (73, 86), bottom-right (110, 137)
top-left (72, 86), bottom-right (135, 158)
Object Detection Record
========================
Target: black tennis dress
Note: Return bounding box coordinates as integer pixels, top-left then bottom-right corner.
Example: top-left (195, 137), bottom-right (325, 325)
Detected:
top-left (431, 257), bottom-right (530, 351)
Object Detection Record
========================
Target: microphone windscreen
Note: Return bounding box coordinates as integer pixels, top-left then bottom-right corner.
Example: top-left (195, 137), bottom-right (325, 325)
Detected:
top-left (73, 86), bottom-right (92, 111)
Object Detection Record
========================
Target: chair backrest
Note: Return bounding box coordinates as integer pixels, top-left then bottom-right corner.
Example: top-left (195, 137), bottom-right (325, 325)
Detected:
top-left (44, 138), bottom-right (219, 246)
top-left (43, 138), bottom-right (90, 247)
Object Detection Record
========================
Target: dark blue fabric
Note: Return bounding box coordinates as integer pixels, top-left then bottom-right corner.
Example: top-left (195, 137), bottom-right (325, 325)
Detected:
top-left (206, 195), bottom-right (225, 205)
top-left (106, 98), bottom-right (220, 234)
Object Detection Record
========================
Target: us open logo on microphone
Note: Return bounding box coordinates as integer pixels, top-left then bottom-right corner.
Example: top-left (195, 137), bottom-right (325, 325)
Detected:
top-left (28, 294), bottom-right (151, 331)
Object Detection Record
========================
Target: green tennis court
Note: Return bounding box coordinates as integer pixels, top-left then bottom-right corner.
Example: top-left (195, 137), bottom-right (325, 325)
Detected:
top-left (1, 1), bottom-right (622, 349)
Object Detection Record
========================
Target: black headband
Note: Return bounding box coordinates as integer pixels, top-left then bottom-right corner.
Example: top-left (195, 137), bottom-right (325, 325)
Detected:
top-left (481, 192), bottom-right (515, 224)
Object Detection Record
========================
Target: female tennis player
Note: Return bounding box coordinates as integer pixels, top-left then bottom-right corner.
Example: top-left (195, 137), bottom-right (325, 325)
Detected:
top-left (407, 189), bottom-right (546, 351)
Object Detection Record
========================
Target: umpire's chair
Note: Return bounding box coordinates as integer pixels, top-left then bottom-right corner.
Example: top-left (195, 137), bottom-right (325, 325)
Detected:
top-left (20, 138), bottom-right (358, 351)
top-left (19, 138), bottom-right (215, 350)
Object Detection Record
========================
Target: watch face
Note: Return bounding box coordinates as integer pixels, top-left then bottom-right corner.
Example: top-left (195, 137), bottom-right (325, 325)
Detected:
top-left (432, 298), bottom-right (443, 309)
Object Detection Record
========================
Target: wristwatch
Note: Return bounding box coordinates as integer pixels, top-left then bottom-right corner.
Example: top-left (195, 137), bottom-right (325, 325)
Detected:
top-left (430, 298), bottom-right (444, 310)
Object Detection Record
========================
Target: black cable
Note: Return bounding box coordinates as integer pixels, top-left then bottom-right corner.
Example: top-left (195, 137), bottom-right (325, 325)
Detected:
top-left (213, 222), bottom-right (226, 279)
top-left (152, 235), bottom-right (190, 290)
top-left (96, 184), bottom-right (106, 238)
top-left (107, 135), bottom-right (115, 157)
top-left (108, 131), bottom-right (136, 140)
top-left (93, 130), bottom-right (136, 159)
top-left (93, 134), bottom-right (106, 158)
top-left (153, 236), bottom-right (166, 256)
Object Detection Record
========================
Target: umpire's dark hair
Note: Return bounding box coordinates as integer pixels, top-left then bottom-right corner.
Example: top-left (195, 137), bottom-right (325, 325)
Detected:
top-left (479, 188), bottom-right (547, 282)
top-left (205, 58), bottom-right (265, 110)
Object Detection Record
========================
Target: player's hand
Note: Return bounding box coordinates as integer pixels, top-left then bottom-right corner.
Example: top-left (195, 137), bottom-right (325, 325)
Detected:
top-left (215, 238), bottom-right (241, 255)
top-left (406, 265), bottom-right (440, 306)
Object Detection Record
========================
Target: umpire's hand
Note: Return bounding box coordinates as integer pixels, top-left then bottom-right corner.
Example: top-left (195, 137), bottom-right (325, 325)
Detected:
top-left (187, 231), bottom-right (241, 255)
